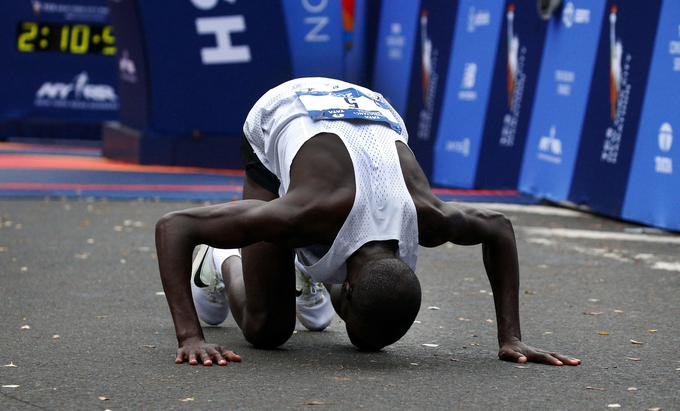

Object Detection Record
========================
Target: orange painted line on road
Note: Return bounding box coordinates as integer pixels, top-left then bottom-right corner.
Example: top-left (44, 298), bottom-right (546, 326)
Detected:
top-left (0, 182), bottom-right (244, 192)
top-left (0, 142), bottom-right (100, 154)
top-left (431, 187), bottom-right (519, 196)
top-left (0, 154), bottom-right (244, 176)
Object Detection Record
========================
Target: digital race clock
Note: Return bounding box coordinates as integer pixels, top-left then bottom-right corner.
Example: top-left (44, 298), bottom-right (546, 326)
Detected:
top-left (16, 21), bottom-right (116, 55)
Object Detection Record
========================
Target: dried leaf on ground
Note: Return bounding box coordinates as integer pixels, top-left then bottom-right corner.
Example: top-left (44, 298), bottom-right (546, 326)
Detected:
top-left (613, 309), bottom-right (624, 313)
top-left (2, 362), bottom-right (17, 368)
top-left (52, 335), bottom-right (60, 340)
top-left (588, 298), bottom-right (600, 303)
top-left (155, 291), bottom-right (165, 296)
top-left (179, 397), bottom-right (195, 402)
top-left (627, 387), bottom-right (638, 392)
top-left (514, 365), bottom-right (528, 369)
top-left (427, 306), bottom-right (440, 310)
top-left (647, 329), bottom-right (657, 333)
top-left (20, 325), bottom-right (30, 330)
top-left (543, 331), bottom-right (553, 335)
top-left (630, 339), bottom-right (644, 345)
top-left (2, 385), bottom-right (20, 388)
top-left (409, 363), bottom-right (419, 366)
top-left (413, 320), bottom-right (421, 324)
top-left (524, 290), bottom-right (537, 295)
top-left (422, 343), bottom-right (439, 348)
top-left (98, 396), bottom-right (110, 401)
top-left (456, 317), bottom-right (470, 321)
top-left (607, 404), bottom-right (621, 408)
top-left (585, 386), bottom-right (606, 391)
top-left (597, 331), bottom-right (610, 336)
top-left (645, 407), bottom-right (661, 411)
top-left (584, 311), bottom-right (604, 316)
top-left (142, 344), bottom-right (156, 349)
top-left (625, 357), bottom-right (641, 361)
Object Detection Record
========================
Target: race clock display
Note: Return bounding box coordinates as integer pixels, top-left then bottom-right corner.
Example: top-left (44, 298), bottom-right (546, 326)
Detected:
top-left (16, 21), bottom-right (116, 55)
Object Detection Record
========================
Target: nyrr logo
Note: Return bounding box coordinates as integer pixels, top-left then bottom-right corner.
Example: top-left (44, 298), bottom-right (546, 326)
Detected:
top-left (655, 122), bottom-right (673, 175)
top-left (458, 62), bottom-right (478, 101)
top-left (34, 71), bottom-right (118, 111)
top-left (561, 1), bottom-right (591, 28)
top-left (537, 126), bottom-right (563, 164)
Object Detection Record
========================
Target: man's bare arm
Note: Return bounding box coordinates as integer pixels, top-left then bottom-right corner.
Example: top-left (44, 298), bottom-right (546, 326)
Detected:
top-left (439, 202), bottom-right (581, 366)
top-left (154, 199), bottom-right (298, 365)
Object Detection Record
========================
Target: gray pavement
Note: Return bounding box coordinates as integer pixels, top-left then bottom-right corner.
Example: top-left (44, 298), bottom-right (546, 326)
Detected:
top-left (0, 198), bottom-right (678, 410)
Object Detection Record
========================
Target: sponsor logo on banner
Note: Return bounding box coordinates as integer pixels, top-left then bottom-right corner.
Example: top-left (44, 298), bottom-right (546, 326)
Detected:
top-left (30, 0), bottom-right (109, 22)
top-left (417, 9), bottom-right (439, 141)
top-left (458, 62), bottom-right (478, 101)
top-left (601, 4), bottom-right (632, 164)
top-left (671, 24), bottom-right (680, 72)
top-left (446, 138), bottom-right (470, 157)
top-left (118, 49), bottom-right (137, 83)
top-left (500, 3), bottom-right (527, 147)
top-left (555, 69), bottom-right (575, 96)
top-left (34, 71), bottom-right (118, 110)
top-left (537, 125), bottom-right (562, 164)
top-left (386, 23), bottom-right (406, 60)
top-left (562, 1), bottom-right (591, 28)
top-left (467, 6), bottom-right (491, 33)
top-left (192, 0), bottom-right (252, 65)
top-left (655, 122), bottom-right (673, 174)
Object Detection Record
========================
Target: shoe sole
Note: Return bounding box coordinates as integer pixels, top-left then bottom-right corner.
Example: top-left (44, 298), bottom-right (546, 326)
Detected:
top-left (191, 244), bottom-right (210, 287)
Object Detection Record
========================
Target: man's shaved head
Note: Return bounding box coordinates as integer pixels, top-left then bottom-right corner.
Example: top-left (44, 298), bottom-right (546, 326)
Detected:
top-left (340, 257), bottom-right (421, 351)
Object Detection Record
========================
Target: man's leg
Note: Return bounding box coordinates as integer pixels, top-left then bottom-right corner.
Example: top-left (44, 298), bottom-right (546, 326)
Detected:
top-left (220, 175), bottom-right (297, 348)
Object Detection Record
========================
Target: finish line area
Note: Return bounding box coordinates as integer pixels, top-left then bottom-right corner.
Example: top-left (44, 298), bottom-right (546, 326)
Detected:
top-left (0, 142), bottom-right (535, 203)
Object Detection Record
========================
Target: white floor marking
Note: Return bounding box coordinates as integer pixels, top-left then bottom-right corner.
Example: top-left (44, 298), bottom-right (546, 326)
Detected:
top-left (651, 261), bottom-right (680, 272)
top-left (521, 226), bottom-right (680, 245)
top-left (467, 203), bottom-right (587, 218)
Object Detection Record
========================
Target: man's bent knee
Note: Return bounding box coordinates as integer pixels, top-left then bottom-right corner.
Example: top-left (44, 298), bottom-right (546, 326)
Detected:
top-left (242, 312), bottom-right (295, 349)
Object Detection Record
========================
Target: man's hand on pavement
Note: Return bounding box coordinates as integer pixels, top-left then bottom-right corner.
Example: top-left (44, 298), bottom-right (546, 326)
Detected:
top-left (498, 339), bottom-right (581, 366)
top-left (176, 338), bottom-right (242, 366)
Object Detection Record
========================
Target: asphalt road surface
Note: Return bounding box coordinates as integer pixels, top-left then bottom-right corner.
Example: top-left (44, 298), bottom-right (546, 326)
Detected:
top-left (1, 198), bottom-right (679, 410)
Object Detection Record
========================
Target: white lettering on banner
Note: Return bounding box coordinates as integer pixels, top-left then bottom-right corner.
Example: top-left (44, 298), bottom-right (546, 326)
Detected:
top-left (458, 62), bottom-right (478, 101)
top-left (300, 0), bottom-right (330, 43)
top-left (445, 138), bottom-right (470, 157)
top-left (304, 17), bottom-right (330, 42)
top-left (670, 41), bottom-right (680, 55)
top-left (655, 123), bottom-right (673, 175)
top-left (196, 16), bottom-right (251, 64)
top-left (386, 23), bottom-right (405, 60)
top-left (562, 2), bottom-right (590, 28)
top-left (555, 69), bottom-right (575, 96)
top-left (467, 7), bottom-right (491, 33)
top-left (674, 57), bottom-right (680, 72)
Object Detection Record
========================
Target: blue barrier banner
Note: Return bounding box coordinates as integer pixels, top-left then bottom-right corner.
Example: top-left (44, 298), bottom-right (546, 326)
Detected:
top-left (282, 0), bottom-right (343, 79)
top-left (623, 1), bottom-right (680, 231)
top-left (371, 0), bottom-right (421, 115)
top-left (135, 1), bottom-right (292, 136)
top-left (432, 0), bottom-right (504, 187)
top-left (568, 0), bottom-right (662, 216)
top-left (519, 0), bottom-right (607, 201)
top-left (474, 0), bottom-right (547, 189)
top-left (404, 0), bottom-right (461, 177)
top-left (0, 0), bottom-right (118, 128)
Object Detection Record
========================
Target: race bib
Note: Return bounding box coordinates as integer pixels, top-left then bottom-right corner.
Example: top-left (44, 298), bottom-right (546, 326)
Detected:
top-left (296, 87), bottom-right (402, 134)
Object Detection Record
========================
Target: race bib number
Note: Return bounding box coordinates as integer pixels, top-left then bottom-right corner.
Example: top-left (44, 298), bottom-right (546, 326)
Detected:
top-left (296, 87), bottom-right (402, 134)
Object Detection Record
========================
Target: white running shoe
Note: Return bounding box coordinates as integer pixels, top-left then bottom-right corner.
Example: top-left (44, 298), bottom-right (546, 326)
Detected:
top-left (295, 270), bottom-right (335, 331)
top-left (191, 245), bottom-right (230, 326)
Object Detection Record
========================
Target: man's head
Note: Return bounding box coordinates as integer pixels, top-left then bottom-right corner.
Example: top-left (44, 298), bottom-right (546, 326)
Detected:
top-left (333, 256), bottom-right (421, 351)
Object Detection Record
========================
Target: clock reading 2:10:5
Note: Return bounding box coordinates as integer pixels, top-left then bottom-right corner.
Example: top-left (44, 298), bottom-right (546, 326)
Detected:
top-left (17, 21), bottom-right (116, 55)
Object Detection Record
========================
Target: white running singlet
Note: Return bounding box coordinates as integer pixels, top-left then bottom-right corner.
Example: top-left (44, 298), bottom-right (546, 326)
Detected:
top-left (243, 77), bottom-right (418, 284)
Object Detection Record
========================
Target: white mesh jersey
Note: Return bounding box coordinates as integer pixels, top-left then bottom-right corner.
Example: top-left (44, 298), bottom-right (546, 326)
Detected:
top-left (243, 77), bottom-right (418, 284)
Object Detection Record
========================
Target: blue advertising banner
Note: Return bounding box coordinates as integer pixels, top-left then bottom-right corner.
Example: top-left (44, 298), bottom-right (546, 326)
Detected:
top-left (474, 0), bottom-right (547, 189)
top-left (404, 0), bottom-right (461, 178)
top-left (432, 0), bottom-right (504, 187)
top-left (623, 1), bottom-right (680, 231)
top-left (371, 0), bottom-right (421, 115)
top-left (519, 0), bottom-right (607, 201)
top-left (568, 0), bottom-right (662, 216)
top-left (0, 0), bottom-right (118, 138)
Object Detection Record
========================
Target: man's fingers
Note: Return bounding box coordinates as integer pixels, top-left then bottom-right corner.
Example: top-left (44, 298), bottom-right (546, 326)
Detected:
top-left (207, 347), bottom-right (227, 366)
top-left (527, 351), bottom-right (562, 366)
top-left (188, 352), bottom-right (199, 366)
top-left (222, 350), bottom-right (242, 362)
top-left (499, 349), bottom-right (527, 363)
top-left (552, 353), bottom-right (581, 366)
top-left (198, 349), bottom-right (213, 366)
top-left (175, 349), bottom-right (186, 364)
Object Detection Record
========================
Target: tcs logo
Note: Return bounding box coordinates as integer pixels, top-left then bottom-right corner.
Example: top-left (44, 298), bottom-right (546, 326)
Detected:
top-left (190, 0), bottom-right (251, 65)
